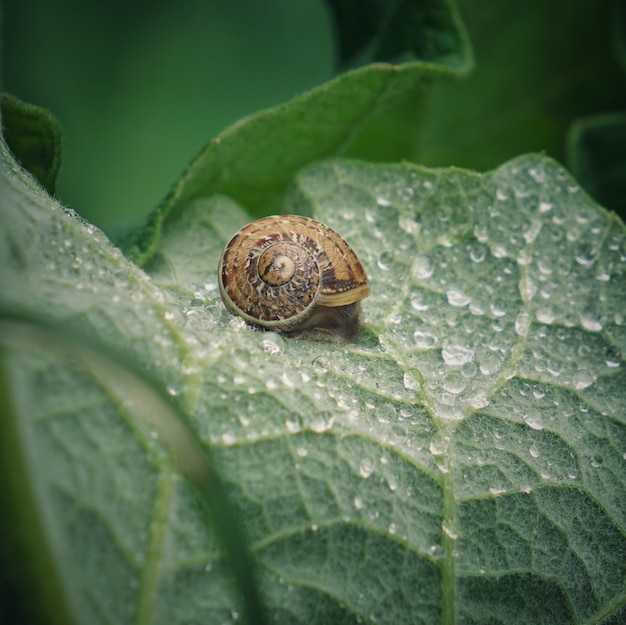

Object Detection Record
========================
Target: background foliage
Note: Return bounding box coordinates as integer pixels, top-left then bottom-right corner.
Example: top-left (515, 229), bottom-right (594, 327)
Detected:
top-left (4, 0), bottom-right (625, 231)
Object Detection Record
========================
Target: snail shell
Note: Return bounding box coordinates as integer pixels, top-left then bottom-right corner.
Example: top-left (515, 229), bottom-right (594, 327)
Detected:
top-left (218, 215), bottom-right (370, 333)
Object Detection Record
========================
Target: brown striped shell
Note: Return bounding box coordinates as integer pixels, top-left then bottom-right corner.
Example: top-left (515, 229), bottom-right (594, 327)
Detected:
top-left (218, 215), bottom-right (370, 332)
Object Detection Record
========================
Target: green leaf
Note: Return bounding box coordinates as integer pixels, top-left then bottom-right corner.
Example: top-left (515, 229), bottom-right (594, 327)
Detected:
top-left (2, 133), bottom-right (626, 624)
top-left (1, 93), bottom-right (62, 195)
top-left (416, 0), bottom-right (626, 171)
top-left (567, 112), bottom-right (626, 219)
top-left (121, 42), bottom-right (472, 265)
top-left (324, 0), bottom-right (470, 68)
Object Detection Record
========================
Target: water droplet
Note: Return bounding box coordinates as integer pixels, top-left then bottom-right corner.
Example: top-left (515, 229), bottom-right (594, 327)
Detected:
top-left (580, 308), bottom-right (603, 332)
top-left (312, 356), bottom-right (330, 372)
top-left (261, 336), bottom-right (282, 355)
top-left (340, 208), bottom-right (355, 221)
top-left (523, 220), bottom-right (542, 244)
top-left (376, 195), bottom-right (391, 207)
top-left (399, 215), bottom-right (419, 234)
top-left (221, 432), bottom-right (237, 445)
top-left (469, 245), bottom-right (486, 263)
top-left (520, 275), bottom-right (537, 300)
top-left (466, 390), bottom-right (489, 409)
top-left (166, 384), bottom-right (182, 397)
top-left (403, 371), bottom-right (421, 391)
top-left (539, 200), bottom-right (553, 213)
top-left (515, 311), bottom-right (531, 336)
top-left (412, 256), bottom-right (433, 280)
top-left (605, 346), bottom-right (621, 368)
top-left (442, 372), bottom-right (466, 394)
top-left (571, 370), bottom-right (594, 390)
top-left (414, 329), bottom-right (438, 348)
top-left (524, 415), bottom-right (544, 431)
top-left (479, 353), bottom-right (501, 375)
top-left (461, 362), bottom-right (478, 378)
top-left (442, 344), bottom-right (475, 365)
top-left (442, 521), bottom-right (458, 540)
top-left (280, 371), bottom-right (297, 389)
top-left (311, 416), bottom-right (334, 433)
top-left (536, 307), bottom-right (557, 324)
top-left (529, 446), bottom-right (540, 458)
top-left (285, 419), bottom-right (301, 433)
top-left (489, 302), bottom-right (507, 318)
top-left (537, 258), bottom-right (553, 276)
top-left (410, 295), bottom-right (429, 312)
top-left (429, 440), bottom-right (445, 456)
top-left (388, 523), bottom-right (397, 535)
top-left (447, 287), bottom-right (471, 307)
top-left (575, 247), bottom-right (598, 267)
top-left (359, 459), bottom-right (374, 479)
top-left (528, 167), bottom-right (545, 183)
top-left (353, 496), bottom-right (363, 510)
top-left (377, 252), bottom-right (394, 271)
top-left (296, 447), bottom-right (308, 457)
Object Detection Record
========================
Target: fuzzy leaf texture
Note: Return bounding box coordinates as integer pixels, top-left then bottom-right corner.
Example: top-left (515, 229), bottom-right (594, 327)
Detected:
top-left (1, 134), bottom-right (626, 625)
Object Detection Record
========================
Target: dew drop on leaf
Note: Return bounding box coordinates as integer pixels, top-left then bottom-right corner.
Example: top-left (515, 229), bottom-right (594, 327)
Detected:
top-left (515, 311), bottom-right (530, 336)
top-left (571, 370), bottom-right (594, 390)
top-left (377, 252), bottom-right (394, 271)
top-left (403, 371), bottom-right (420, 391)
top-left (605, 346), bottom-right (621, 368)
top-left (580, 308), bottom-right (603, 332)
top-left (442, 372), bottom-right (466, 394)
top-left (442, 343), bottom-right (475, 365)
top-left (410, 295), bottom-right (429, 311)
top-left (524, 415), bottom-right (544, 431)
top-left (261, 336), bottom-right (282, 355)
top-left (412, 255), bottom-right (433, 280)
top-left (447, 286), bottom-right (471, 307)
top-left (359, 459), bottom-right (374, 478)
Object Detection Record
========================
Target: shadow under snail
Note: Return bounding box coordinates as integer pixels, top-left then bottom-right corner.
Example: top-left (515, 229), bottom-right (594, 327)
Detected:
top-left (218, 215), bottom-right (370, 333)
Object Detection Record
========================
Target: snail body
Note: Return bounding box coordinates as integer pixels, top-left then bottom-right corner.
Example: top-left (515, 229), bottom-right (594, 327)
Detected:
top-left (218, 215), bottom-right (369, 333)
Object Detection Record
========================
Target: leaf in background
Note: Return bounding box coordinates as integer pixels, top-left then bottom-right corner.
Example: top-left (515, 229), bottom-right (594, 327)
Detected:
top-left (3, 121), bottom-right (626, 623)
top-left (324, 0), bottom-right (469, 69)
top-left (415, 0), bottom-right (626, 174)
top-left (1, 93), bottom-right (61, 195)
top-left (120, 1), bottom-right (473, 265)
top-left (567, 112), bottom-right (626, 219)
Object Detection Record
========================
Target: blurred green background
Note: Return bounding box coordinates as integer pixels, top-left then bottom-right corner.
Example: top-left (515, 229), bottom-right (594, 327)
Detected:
top-left (3, 0), bottom-right (334, 231)
top-left (4, 0), bottom-right (626, 232)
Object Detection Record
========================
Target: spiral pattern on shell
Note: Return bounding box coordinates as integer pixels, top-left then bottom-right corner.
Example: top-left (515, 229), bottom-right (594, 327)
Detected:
top-left (218, 215), bottom-right (370, 332)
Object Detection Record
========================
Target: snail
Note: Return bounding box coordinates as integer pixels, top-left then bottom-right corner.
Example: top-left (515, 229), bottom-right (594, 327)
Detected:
top-left (218, 215), bottom-right (370, 333)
